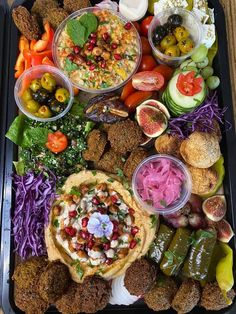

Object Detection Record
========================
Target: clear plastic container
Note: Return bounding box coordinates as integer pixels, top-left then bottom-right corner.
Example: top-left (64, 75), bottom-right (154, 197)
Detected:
top-left (14, 65), bottom-right (74, 122)
top-left (52, 7), bottom-right (142, 94)
top-left (132, 154), bottom-right (192, 215)
top-left (148, 8), bottom-right (203, 67)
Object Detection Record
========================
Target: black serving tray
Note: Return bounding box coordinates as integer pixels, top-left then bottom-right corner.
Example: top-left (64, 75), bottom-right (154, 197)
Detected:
top-left (1, 1), bottom-right (236, 313)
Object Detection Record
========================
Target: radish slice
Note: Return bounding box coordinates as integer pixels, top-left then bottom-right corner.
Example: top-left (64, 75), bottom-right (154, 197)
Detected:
top-left (109, 274), bottom-right (140, 305)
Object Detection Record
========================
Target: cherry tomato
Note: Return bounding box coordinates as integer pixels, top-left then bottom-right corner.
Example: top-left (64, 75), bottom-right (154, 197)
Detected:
top-left (121, 80), bottom-right (136, 101)
top-left (140, 16), bottom-right (154, 37)
top-left (176, 71), bottom-right (203, 96)
top-left (133, 21), bottom-right (141, 34)
top-left (132, 71), bottom-right (165, 91)
top-left (139, 55), bottom-right (157, 72)
top-left (46, 131), bottom-right (68, 154)
top-left (124, 91), bottom-right (153, 112)
top-left (141, 36), bottom-right (152, 55)
top-left (153, 64), bottom-right (174, 81)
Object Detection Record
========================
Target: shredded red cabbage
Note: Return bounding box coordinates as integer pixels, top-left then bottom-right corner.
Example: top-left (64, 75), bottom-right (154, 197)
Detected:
top-left (12, 170), bottom-right (56, 259)
top-left (168, 92), bottom-right (231, 139)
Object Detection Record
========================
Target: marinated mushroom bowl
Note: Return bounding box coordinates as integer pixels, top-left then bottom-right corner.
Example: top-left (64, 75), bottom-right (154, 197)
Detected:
top-left (148, 8), bottom-right (203, 67)
top-left (53, 7), bottom-right (142, 93)
top-left (14, 65), bottom-right (74, 122)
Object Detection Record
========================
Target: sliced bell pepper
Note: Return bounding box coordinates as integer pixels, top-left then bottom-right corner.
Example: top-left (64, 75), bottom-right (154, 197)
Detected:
top-left (42, 56), bottom-right (55, 66)
top-left (19, 35), bottom-right (29, 52)
top-left (15, 63), bottom-right (25, 78)
top-left (23, 49), bottom-right (32, 70)
top-left (15, 52), bottom-right (25, 71)
top-left (30, 39), bottom-right (37, 51)
top-left (32, 39), bottom-right (48, 52)
top-left (43, 21), bottom-right (54, 50)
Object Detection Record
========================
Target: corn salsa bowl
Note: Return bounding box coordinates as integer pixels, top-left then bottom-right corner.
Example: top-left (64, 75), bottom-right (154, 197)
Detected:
top-left (53, 8), bottom-right (142, 93)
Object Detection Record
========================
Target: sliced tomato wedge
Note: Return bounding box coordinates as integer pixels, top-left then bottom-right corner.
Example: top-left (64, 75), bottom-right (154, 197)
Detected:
top-left (46, 131), bottom-right (68, 154)
top-left (177, 71), bottom-right (203, 96)
top-left (132, 71), bottom-right (165, 91)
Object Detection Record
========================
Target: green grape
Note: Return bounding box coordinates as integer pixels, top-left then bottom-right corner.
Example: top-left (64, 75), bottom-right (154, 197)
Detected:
top-left (201, 66), bottom-right (214, 79)
top-left (196, 57), bottom-right (209, 69)
top-left (191, 44), bottom-right (208, 62)
top-left (180, 59), bottom-right (196, 70)
top-left (206, 76), bottom-right (220, 90)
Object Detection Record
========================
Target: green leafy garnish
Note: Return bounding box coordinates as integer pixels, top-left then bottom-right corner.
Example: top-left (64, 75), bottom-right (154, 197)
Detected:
top-left (64, 58), bottom-right (78, 72)
top-left (79, 13), bottom-right (98, 40)
top-left (150, 214), bottom-right (158, 228)
top-left (5, 115), bottom-right (27, 146)
top-left (66, 19), bottom-right (86, 47)
top-left (107, 178), bottom-right (114, 183)
top-left (70, 98), bottom-right (85, 118)
top-left (189, 232), bottom-right (197, 245)
top-left (84, 121), bottom-right (95, 135)
top-left (200, 230), bottom-right (215, 239)
top-left (53, 219), bottom-right (59, 228)
top-left (92, 170), bottom-right (97, 176)
top-left (136, 237), bottom-right (141, 244)
top-left (118, 210), bottom-right (126, 221)
top-left (116, 168), bottom-right (124, 178)
top-left (22, 127), bottom-right (49, 148)
top-left (13, 160), bottom-right (25, 176)
top-left (69, 186), bottom-right (81, 196)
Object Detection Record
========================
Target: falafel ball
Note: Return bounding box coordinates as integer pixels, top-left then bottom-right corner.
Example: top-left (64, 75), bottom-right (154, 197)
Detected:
top-left (96, 149), bottom-right (125, 174)
top-left (172, 279), bottom-right (201, 313)
top-left (45, 8), bottom-right (69, 29)
top-left (124, 258), bottom-right (157, 296)
top-left (144, 275), bottom-right (178, 311)
top-left (55, 281), bottom-right (82, 314)
top-left (64, 0), bottom-right (91, 14)
top-left (12, 6), bottom-right (41, 40)
top-left (15, 285), bottom-right (49, 314)
top-left (79, 276), bottom-right (111, 313)
top-left (83, 129), bottom-right (107, 163)
top-left (38, 261), bottom-right (70, 303)
top-left (123, 148), bottom-right (148, 179)
top-left (108, 119), bottom-right (144, 155)
top-left (200, 282), bottom-right (235, 311)
top-left (31, 0), bottom-right (59, 19)
top-left (155, 134), bottom-right (182, 158)
top-left (12, 256), bottom-right (48, 290)
top-left (180, 131), bottom-right (221, 168)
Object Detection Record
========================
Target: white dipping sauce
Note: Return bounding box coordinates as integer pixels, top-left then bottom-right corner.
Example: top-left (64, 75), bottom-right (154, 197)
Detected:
top-left (119, 0), bottom-right (148, 21)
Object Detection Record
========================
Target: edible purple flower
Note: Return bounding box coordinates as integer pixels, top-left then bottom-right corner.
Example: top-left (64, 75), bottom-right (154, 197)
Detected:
top-left (87, 212), bottom-right (113, 238)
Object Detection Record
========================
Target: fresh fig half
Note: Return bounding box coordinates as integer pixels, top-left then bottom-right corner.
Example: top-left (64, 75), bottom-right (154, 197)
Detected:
top-left (202, 195), bottom-right (226, 222)
top-left (136, 104), bottom-right (168, 138)
top-left (215, 219), bottom-right (234, 243)
top-left (140, 99), bottom-right (170, 118)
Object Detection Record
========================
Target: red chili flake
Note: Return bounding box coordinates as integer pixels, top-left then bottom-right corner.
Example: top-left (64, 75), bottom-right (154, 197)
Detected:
top-left (114, 53), bottom-right (122, 60)
top-left (131, 226), bottom-right (139, 236)
top-left (129, 239), bottom-right (137, 249)
top-left (82, 217), bottom-right (89, 228)
top-left (65, 226), bottom-right (77, 237)
top-left (124, 22), bottom-right (132, 30)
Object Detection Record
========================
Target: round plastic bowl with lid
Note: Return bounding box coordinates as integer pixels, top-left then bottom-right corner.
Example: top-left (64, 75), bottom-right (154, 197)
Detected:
top-left (132, 154), bottom-right (192, 215)
top-left (14, 65), bottom-right (74, 122)
top-left (52, 7), bottom-right (142, 94)
top-left (148, 8), bottom-right (203, 67)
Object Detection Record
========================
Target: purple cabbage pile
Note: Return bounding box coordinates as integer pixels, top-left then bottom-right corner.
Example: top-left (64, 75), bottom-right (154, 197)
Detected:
top-left (12, 170), bottom-right (56, 259)
top-left (168, 92), bottom-right (231, 139)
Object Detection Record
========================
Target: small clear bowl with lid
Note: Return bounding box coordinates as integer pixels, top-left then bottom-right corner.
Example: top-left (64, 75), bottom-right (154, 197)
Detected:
top-left (14, 65), bottom-right (74, 122)
top-left (53, 7), bottom-right (142, 93)
top-left (132, 154), bottom-right (192, 216)
top-left (148, 8), bottom-right (203, 67)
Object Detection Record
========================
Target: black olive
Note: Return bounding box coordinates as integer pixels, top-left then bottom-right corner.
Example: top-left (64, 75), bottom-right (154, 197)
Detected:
top-left (32, 88), bottom-right (51, 104)
top-left (48, 99), bottom-right (64, 114)
top-left (167, 14), bottom-right (183, 27)
top-left (163, 22), bottom-right (175, 34)
top-left (153, 25), bottom-right (167, 44)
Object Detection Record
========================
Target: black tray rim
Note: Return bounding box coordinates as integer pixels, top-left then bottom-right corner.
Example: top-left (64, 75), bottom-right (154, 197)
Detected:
top-left (1, 1), bottom-right (236, 313)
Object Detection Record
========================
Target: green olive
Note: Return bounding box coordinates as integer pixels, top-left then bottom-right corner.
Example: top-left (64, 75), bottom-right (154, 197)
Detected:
top-left (29, 79), bottom-right (41, 92)
top-left (173, 26), bottom-right (189, 42)
top-left (165, 45), bottom-right (180, 57)
top-left (55, 88), bottom-right (70, 103)
top-left (25, 99), bottom-right (40, 113)
top-left (22, 88), bottom-right (32, 102)
top-left (160, 35), bottom-right (177, 51)
top-left (37, 105), bottom-right (52, 118)
top-left (178, 38), bottom-right (194, 54)
top-left (41, 72), bottom-right (57, 92)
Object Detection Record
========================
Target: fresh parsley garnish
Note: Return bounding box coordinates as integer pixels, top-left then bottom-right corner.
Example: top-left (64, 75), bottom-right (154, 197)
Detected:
top-left (64, 58), bottom-right (78, 72)
top-left (69, 186), bottom-right (81, 196)
top-left (92, 170), bottom-right (97, 176)
top-left (116, 168), bottom-right (124, 178)
top-left (107, 178), bottom-right (114, 183)
top-left (76, 263), bottom-right (84, 279)
top-left (53, 219), bottom-right (59, 228)
top-left (150, 214), bottom-right (158, 228)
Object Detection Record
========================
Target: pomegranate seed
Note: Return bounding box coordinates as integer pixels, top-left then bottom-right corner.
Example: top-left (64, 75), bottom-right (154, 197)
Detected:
top-left (89, 38), bottom-right (96, 45)
top-left (105, 258), bottom-right (113, 265)
top-left (97, 206), bottom-right (106, 214)
top-left (103, 242), bottom-right (110, 251)
top-left (73, 46), bottom-right (81, 54)
top-left (86, 60), bottom-right (92, 66)
top-left (67, 53), bottom-right (75, 61)
top-left (129, 208), bottom-right (135, 215)
top-left (87, 240), bottom-right (95, 249)
top-left (111, 233), bottom-right (119, 240)
top-left (92, 197), bottom-right (100, 205)
top-left (69, 210), bottom-right (77, 218)
top-left (82, 217), bottom-right (89, 228)
top-left (90, 32), bottom-right (97, 38)
top-left (65, 226), bottom-right (76, 237)
top-left (112, 221), bottom-right (119, 233)
top-left (111, 43), bottom-right (118, 49)
top-left (131, 226), bottom-right (139, 236)
top-left (88, 44), bottom-right (94, 51)
top-left (130, 239), bottom-right (137, 249)
top-left (114, 53), bottom-right (122, 60)
top-left (111, 195), bottom-right (118, 203)
top-left (88, 233), bottom-right (94, 241)
top-left (102, 32), bottom-right (110, 42)
top-left (89, 64), bottom-right (96, 71)
top-left (80, 230), bottom-right (89, 240)
top-left (100, 61), bottom-right (106, 69)
top-left (124, 22), bottom-right (132, 30)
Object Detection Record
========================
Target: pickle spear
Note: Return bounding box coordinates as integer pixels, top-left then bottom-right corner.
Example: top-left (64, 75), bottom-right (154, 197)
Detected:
top-left (149, 224), bottom-right (175, 264)
top-left (160, 228), bottom-right (192, 276)
top-left (183, 229), bottom-right (217, 281)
